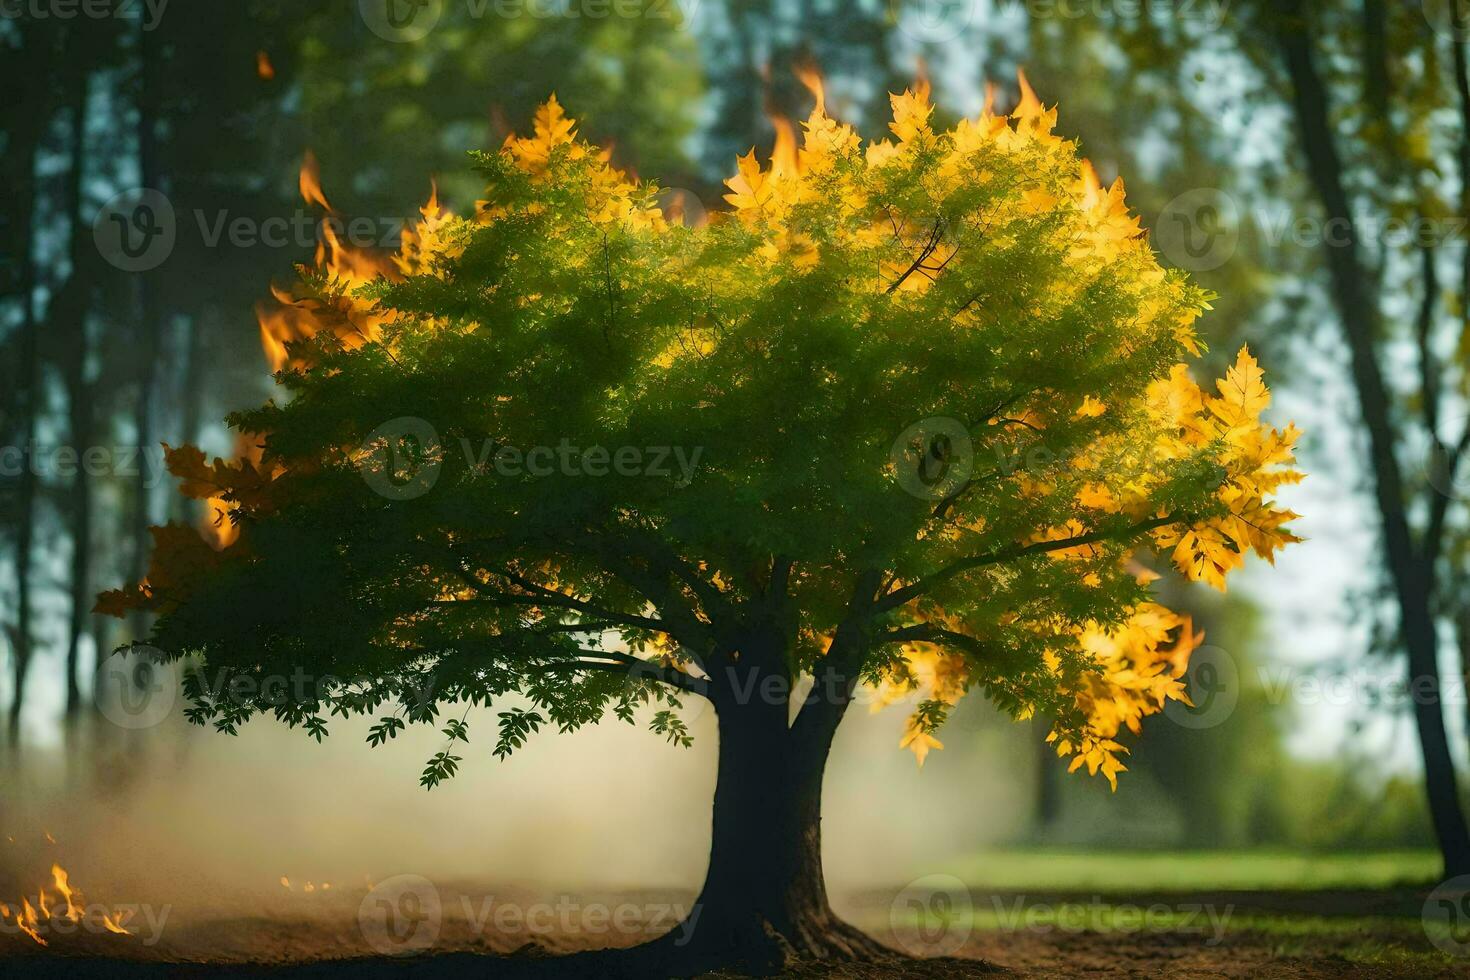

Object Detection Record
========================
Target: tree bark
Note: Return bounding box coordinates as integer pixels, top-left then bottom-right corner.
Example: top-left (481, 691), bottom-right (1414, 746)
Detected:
top-left (627, 657), bottom-right (895, 976)
top-left (3, 21), bottom-right (55, 742)
top-left (1275, 0), bottom-right (1470, 875)
top-left (61, 59), bottom-right (95, 718)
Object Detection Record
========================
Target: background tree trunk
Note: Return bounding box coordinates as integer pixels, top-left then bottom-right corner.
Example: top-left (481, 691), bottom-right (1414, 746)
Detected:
top-left (1274, 0), bottom-right (1470, 876)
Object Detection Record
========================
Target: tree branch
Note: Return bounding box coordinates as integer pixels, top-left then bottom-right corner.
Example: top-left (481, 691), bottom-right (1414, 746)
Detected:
top-left (875, 514), bottom-right (1185, 613)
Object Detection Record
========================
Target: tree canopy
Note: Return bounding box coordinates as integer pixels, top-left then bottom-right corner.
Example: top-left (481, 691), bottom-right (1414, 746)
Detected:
top-left (100, 77), bottom-right (1301, 790)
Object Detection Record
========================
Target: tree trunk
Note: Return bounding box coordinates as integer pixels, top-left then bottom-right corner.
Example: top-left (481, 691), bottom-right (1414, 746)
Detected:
top-left (4, 21), bottom-right (53, 743)
top-left (608, 659), bottom-right (897, 977)
top-left (1275, 0), bottom-right (1470, 876)
top-left (62, 60), bottom-right (94, 718)
top-left (671, 697), bottom-right (879, 973)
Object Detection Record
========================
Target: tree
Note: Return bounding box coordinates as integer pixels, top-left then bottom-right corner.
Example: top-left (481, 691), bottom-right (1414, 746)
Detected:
top-left (100, 81), bottom-right (1300, 972)
top-left (1266, 0), bottom-right (1470, 874)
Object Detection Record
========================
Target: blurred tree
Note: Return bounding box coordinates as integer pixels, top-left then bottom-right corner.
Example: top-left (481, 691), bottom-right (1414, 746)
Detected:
top-left (984, 0), bottom-right (1470, 880)
top-left (1, 3), bottom-right (701, 740)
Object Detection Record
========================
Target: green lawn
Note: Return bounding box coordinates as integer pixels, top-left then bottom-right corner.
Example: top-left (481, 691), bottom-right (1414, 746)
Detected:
top-left (860, 850), bottom-right (1461, 974)
top-left (946, 848), bottom-right (1441, 892)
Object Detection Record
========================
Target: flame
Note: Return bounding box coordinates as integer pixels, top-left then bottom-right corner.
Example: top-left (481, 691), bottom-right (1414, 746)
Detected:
top-left (199, 433), bottom-right (261, 550)
top-left (44, 831), bottom-right (56, 844)
top-left (795, 61), bottom-right (825, 117)
top-left (5, 850), bottom-right (134, 946)
top-left (298, 150), bottom-right (332, 213)
top-left (202, 497), bottom-right (239, 550)
top-left (52, 865), bottom-right (79, 921)
top-left (256, 49), bottom-right (275, 81)
top-left (19, 897), bottom-right (45, 946)
top-left (255, 151), bottom-right (437, 374)
top-left (280, 875), bottom-right (292, 890)
top-left (770, 115), bottom-right (799, 180)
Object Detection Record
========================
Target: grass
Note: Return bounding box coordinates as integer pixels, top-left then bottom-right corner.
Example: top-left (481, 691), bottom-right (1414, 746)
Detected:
top-left (945, 847), bottom-right (1441, 892)
top-left (860, 849), bottom-right (1460, 974)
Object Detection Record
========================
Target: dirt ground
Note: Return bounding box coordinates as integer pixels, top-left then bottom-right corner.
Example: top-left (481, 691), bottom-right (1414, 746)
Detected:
top-left (1, 883), bottom-right (1466, 978)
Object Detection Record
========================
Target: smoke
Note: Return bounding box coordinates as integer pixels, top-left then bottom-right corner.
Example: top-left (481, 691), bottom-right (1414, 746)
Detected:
top-left (0, 667), bottom-right (1028, 957)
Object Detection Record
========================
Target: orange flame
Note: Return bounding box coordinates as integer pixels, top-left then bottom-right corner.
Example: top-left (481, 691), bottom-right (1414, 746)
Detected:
top-left (18, 897), bottom-right (44, 946)
top-left (770, 115), bottom-right (799, 180)
top-left (256, 50), bottom-right (275, 81)
top-left (298, 150), bottom-right (332, 213)
top-left (51, 865), bottom-right (79, 921)
top-left (795, 61), bottom-right (825, 117)
top-left (256, 150), bottom-right (428, 374)
top-left (5, 838), bottom-right (136, 945)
